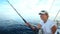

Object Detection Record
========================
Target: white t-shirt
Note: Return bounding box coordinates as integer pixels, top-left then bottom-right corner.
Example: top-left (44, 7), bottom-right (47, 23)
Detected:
top-left (39, 19), bottom-right (56, 34)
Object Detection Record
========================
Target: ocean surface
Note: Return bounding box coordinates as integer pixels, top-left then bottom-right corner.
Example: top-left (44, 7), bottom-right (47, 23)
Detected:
top-left (0, 20), bottom-right (39, 34)
top-left (0, 24), bottom-right (39, 34)
top-left (0, 20), bottom-right (60, 34)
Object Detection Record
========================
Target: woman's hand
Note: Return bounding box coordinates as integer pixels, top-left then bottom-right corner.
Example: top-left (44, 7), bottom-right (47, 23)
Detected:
top-left (25, 22), bottom-right (35, 30)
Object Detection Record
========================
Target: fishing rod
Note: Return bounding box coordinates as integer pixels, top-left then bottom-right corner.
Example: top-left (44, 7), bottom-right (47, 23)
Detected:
top-left (6, 0), bottom-right (38, 31)
top-left (6, 0), bottom-right (27, 23)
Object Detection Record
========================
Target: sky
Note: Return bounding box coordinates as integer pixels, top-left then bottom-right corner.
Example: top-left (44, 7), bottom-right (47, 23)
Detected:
top-left (0, 0), bottom-right (60, 22)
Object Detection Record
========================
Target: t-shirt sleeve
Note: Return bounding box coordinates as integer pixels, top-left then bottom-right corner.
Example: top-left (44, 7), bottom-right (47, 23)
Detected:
top-left (50, 21), bottom-right (57, 28)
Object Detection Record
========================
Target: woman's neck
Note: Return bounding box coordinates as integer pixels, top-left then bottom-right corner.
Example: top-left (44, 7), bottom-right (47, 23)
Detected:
top-left (43, 19), bottom-right (48, 23)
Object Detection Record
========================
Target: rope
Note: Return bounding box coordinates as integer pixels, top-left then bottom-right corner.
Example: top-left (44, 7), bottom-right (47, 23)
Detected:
top-left (49, 0), bottom-right (55, 11)
top-left (54, 10), bottom-right (60, 21)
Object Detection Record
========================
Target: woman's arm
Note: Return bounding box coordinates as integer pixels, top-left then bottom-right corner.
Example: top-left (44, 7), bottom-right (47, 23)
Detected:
top-left (51, 25), bottom-right (57, 34)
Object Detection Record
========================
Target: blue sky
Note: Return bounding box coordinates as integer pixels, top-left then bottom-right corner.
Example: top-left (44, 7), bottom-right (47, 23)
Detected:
top-left (0, 0), bottom-right (60, 22)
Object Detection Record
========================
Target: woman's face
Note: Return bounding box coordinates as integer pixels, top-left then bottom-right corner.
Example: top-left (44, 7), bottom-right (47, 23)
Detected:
top-left (40, 14), bottom-right (48, 21)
